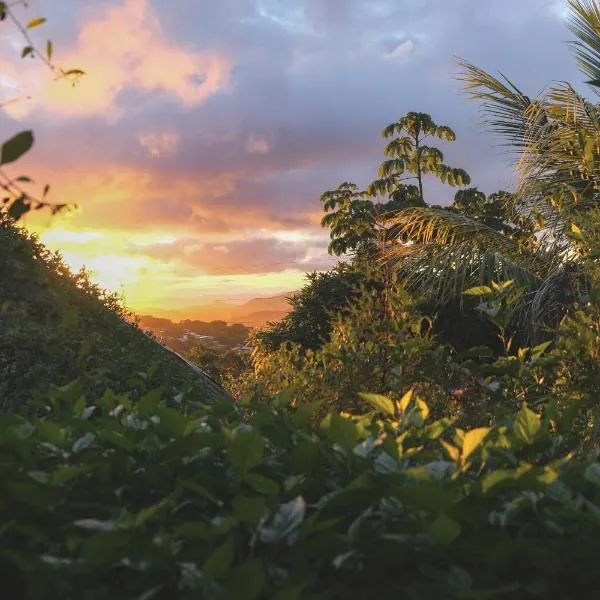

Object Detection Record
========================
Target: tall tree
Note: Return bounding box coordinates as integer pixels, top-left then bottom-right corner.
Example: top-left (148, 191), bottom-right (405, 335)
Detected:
top-left (320, 112), bottom-right (472, 257)
top-left (367, 112), bottom-right (471, 204)
top-left (383, 0), bottom-right (600, 342)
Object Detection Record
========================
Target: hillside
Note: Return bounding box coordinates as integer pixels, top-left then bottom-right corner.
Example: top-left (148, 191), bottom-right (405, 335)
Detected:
top-left (0, 216), bottom-right (230, 411)
top-left (154, 293), bottom-right (293, 327)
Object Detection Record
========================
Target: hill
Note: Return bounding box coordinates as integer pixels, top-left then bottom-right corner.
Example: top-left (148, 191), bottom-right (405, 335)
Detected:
top-left (0, 216), bottom-right (230, 411)
top-left (154, 292), bottom-right (293, 327)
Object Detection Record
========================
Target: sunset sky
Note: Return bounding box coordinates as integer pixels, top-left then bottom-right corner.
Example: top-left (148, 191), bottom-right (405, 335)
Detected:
top-left (0, 0), bottom-right (582, 315)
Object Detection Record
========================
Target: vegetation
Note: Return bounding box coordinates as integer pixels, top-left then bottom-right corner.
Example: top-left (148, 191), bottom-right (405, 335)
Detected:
top-left (6, 0), bottom-right (600, 598)
top-left (0, 216), bottom-right (230, 411)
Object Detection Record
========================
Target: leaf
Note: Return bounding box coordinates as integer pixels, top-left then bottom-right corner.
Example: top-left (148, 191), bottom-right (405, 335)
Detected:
top-left (441, 439), bottom-right (460, 462)
top-left (21, 46), bottom-right (34, 58)
top-left (137, 387), bottom-right (163, 416)
top-left (154, 406), bottom-right (187, 437)
top-left (7, 197), bottom-right (30, 220)
top-left (1, 131), bottom-right (34, 166)
top-left (481, 469), bottom-right (516, 494)
top-left (462, 285), bottom-right (493, 297)
top-left (429, 513), bottom-right (461, 545)
top-left (72, 432), bottom-right (95, 454)
top-left (226, 560), bottom-right (266, 600)
top-left (259, 497), bottom-right (306, 545)
top-left (73, 519), bottom-right (117, 533)
top-left (243, 473), bottom-right (279, 495)
top-left (232, 495), bottom-right (267, 525)
top-left (585, 463), bottom-right (600, 486)
top-left (570, 223), bottom-right (584, 240)
top-left (359, 392), bottom-right (395, 416)
top-left (328, 414), bottom-right (359, 453)
top-left (531, 341), bottom-right (552, 360)
top-left (62, 68), bottom-right (85, 77)
top-left (272, 585), bottom-right (306, 600)
top-left (203, 536), bottom-right (234, 582)
top-left (46, 40), bottom-right (53, 61)
top-left (228, 427), bottom-right (264, 472)
top-left (27, 17), bottom-right (47, 28)
top-left (514, 403), bottom-right (541, 445)
top-left (461, 427), bottom-right (490, 462)
top-left (398, 389), bottom-right (413, 415)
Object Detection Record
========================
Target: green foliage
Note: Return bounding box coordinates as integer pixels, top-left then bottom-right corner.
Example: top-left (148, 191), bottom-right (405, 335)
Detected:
top-left (0, 216), bottom-right (230, 412)
top-left (368, 111), bottom-right (470, 202)
top-left (252, 285), bottom-right (450, 418)
top-left (255, 263), bottom-right (368, 351)
top-left (187, 342), bottom-right (251, 396)
top-left (3, 377), bottom-right (600, 598)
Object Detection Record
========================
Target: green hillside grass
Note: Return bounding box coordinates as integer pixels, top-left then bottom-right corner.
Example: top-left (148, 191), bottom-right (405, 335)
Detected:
top-left (0, 215), bottom-right (230, 412)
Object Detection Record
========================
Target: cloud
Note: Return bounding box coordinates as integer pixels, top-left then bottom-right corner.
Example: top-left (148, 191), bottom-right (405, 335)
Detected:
top-left (138, 130), bottom-right (180, 157)
top-left (131, 236), bottom-right (328, 275)
top-left (2, 0), bottom-right (589, 307)
top-left (2, 0), bottom-right (232, 120)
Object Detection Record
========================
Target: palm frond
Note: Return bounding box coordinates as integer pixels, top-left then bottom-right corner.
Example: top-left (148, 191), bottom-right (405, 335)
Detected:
top-left (384, 242), bottom-right (544, 306)
top-left (386, 207), bottom-right (537, 264)
top-left (456, 58), bottom-right (547, 154)
top-left (567, 0), bottom-right (600, 91)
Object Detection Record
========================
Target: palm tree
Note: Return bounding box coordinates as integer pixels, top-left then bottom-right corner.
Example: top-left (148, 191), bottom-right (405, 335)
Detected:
top-left (383, 0), bottom-right (600, 342)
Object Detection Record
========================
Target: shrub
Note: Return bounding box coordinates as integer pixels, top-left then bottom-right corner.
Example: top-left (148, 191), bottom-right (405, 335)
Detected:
top-left (2, 379), bottom-right (600, 599)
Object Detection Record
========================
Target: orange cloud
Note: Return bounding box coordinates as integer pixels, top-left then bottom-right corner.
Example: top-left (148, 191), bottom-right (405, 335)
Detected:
top-left (3, 0), bottom-right (232, 120)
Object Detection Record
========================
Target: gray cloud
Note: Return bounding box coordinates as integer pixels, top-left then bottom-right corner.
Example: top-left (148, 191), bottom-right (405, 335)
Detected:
top-left (7, 0), bottom-right (584, 243)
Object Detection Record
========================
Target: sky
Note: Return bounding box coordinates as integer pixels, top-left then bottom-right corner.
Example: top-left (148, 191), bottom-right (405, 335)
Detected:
top-left (0, 0), bottom-right (584, 314)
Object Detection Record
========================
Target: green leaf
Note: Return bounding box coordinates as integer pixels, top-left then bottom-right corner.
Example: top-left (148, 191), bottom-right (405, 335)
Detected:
top-left (46, 40), bottom-right (53, 61)
top-left (461, 427), bottom-right (490, 462)
top-left (585, 463), bottom-right (600, 486)
top-left (429, 513), bottom-right (461, 545)
top-left (27, 17), bottom-right (47, 29)
top-left (137, 387), bottom-right (163, 416)
top-left (232, 495), bottom-right (267, 525)
top-left (514, 403), bottom-right (541, 445)
top-left (462, 285), bottom-right (493, 297)
top-left (259, 497), bottom-right (306, 545)
top-left (272, 585), bottom-right (306, 600)
top-left (21, 46), bottom-right (34, 58)
top-left (228, 426), bottom-right (264, 472)
top-left (226, 560), bottom-right (266, 600)
top-left (531, 341), bottom-right (552, 360)
top-left (481, 469), bottom-right (516, 494)
top-left (359, 393), bottom-right (395, 416)
top-left (1, 131), bottom-right (34, 165)
top-left (203, 536), bottom-right (234, 582)
top-left (327, 414), bottom-right (359, 453)
top-left (154, 406), bottom-right (187, 437)
top-left (72, 432), bottom-right (95, 454)
top-left (243, 473), bottom-right (279, 495)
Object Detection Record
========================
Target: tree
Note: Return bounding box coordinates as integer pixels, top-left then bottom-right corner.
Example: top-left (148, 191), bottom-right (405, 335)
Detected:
top-left (254, 263), bottom-right (370, 351)
top-left (367, 112), bottom-right (471, 204)
top-left (320, 112), bottom-right (472, 258)
top-left (381, 1), bottom-right (600, 343)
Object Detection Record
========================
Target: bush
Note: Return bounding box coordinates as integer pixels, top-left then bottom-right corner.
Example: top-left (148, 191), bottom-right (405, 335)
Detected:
top-left (251, 286), bottom-right (455, 418)
top-left (2, 379), bottom-right (600, 599)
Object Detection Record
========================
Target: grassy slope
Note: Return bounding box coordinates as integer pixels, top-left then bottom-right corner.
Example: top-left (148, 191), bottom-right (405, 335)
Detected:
top-left (0, 216), bottom-right (230, 412)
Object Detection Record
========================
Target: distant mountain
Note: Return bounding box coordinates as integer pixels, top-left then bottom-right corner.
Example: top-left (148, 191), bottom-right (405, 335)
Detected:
top-left (153, 293), bottom-right (294, 327)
